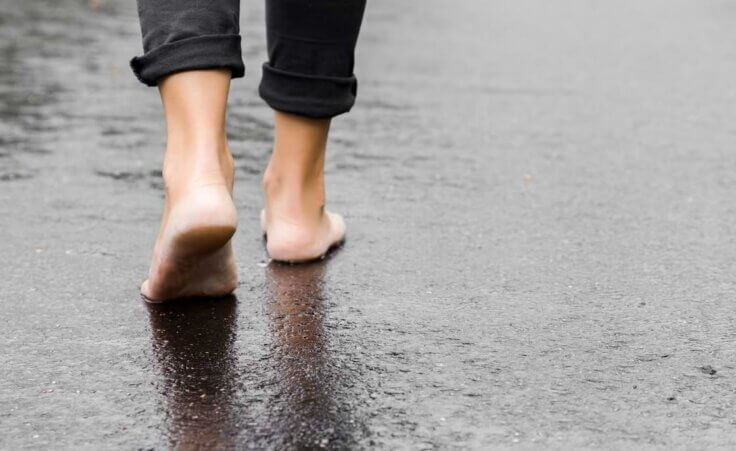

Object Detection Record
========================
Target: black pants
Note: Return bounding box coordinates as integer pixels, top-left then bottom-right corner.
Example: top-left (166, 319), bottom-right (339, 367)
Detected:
top-left (130, 0), bottom-right (366, 119)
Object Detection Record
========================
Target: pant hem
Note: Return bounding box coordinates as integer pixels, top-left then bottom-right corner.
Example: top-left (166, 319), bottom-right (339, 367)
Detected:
top-left (130, 34), bottom-right (245, 87)
top-left (258, 63), bottom-right (357, 119)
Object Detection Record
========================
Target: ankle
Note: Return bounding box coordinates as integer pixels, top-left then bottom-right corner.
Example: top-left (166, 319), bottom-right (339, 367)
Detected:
top-left (263, 152), bottom-right (323, 185)
top-left (263, 164), bottom-right (325, 218)
top-left (163, 141), bottom-right (234, 193)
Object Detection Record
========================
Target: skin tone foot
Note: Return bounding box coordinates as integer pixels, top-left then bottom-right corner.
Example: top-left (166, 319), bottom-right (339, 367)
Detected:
top-left (261, 111), bottom-right (346, 263)
top-left (141, 70), bottom-right (238, 302)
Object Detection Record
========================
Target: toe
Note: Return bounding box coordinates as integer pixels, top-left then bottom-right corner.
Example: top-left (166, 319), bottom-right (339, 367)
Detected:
top-left (140, 279), bottom-right (151, 299)
top-left (326, 211), bottom-right (346, 245)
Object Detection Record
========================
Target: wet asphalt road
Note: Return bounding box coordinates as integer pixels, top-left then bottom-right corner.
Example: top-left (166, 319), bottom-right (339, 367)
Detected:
top-left (3, 0), bottom-right (736, 449)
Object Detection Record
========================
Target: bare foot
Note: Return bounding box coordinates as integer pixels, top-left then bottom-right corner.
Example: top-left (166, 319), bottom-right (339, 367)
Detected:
top-left (141, 138), bottom-right (239, 302)
top-left (260, 207), bottom-right (345, 263)
top-left (142, 179), bottom-right (238, 302)
top-left (259, 112), bottom-right (346, 263)
top-left (260, 112), bottom-right (346, 263)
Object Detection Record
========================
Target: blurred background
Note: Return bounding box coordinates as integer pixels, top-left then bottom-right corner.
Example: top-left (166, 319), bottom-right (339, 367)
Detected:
top-left (2, 0), bottom-right (736, 448)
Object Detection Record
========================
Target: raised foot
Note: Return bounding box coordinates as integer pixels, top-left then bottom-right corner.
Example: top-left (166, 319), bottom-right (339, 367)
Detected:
top-left (261, 209), bottom-right (346, 263)
top-left (142, 185), bottom-right (238, 302)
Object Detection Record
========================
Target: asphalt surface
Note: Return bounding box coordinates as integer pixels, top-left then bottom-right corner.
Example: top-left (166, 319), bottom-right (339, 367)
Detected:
top-left (2, 0), bottom-right (736, 449)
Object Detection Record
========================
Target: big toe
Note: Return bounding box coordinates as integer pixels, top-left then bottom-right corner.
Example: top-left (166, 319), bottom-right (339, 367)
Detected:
top-left (140, 279), bottom-right (152, 300)
top-left (326, 211), bottom-right (346, 245)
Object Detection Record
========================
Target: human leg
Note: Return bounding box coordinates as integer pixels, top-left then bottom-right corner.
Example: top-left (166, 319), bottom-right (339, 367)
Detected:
top-left (258, 0), bottom-right (366, 262)
top-left (131, 0), bottom-right (244, 301)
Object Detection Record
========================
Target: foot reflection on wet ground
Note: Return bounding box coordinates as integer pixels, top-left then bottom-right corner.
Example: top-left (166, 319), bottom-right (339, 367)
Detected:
top-left (264, 261), bottom-right (359, 449)
top-left (145, 260), bottom-right (359, 449)
top-left (146, 296), bottom-right (239, 449)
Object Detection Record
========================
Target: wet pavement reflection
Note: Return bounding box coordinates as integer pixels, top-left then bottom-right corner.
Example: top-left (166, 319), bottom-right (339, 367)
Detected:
top-left (146, 297), bottom-right (239, 449)
top-left (145, 260), bottom-right (359, 449)
top-left (264, 261), bottom-right (358, 449)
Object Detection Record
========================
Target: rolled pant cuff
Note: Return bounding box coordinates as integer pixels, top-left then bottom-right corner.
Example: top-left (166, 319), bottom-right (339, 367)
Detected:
top-left (130, 34), bottom-right (245, 87)
top-left (258, 63), bottom-right (358, 119)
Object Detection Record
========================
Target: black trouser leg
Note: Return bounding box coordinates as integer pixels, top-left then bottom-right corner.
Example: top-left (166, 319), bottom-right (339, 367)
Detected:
top-left (130, 0), bottom-right (245, 86)
top-left (258, 0), bottom-right (367, 118)
top-left (130, 0), bottom-right (366, 118)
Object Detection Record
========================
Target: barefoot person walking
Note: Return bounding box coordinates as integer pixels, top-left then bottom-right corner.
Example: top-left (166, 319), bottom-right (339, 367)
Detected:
top-left (130, 0), bottom-right (366, 302)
